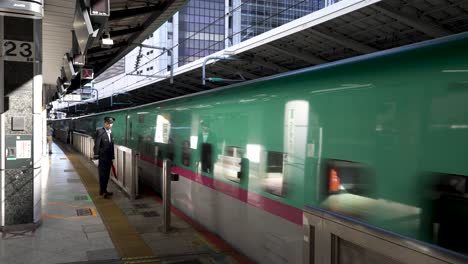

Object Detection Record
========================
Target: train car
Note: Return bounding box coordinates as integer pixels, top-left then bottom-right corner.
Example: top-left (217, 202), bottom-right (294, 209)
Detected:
top-left (50, 117), bottom-right (73, 144)
top-left (50, 33), bottom-right (468, 263)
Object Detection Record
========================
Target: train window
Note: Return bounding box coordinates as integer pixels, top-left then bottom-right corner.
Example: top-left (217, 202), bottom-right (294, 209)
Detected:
top-left (181, 140), bottom-right (191, 166)
top-left (263, 151), bottom-right (287, 197)
top-left (323, 160), bottom-right (374, 196)
top-left (214, 146), bottom-right (242, 183)
top-left (425, 173), bottom-right (468, 255)
top-left (319, 160), bottom-right (375, 220)
top-left (138, 113), bottom-right (145, 123)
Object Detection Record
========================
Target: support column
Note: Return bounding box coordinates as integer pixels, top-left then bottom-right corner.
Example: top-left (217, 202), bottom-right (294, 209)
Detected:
top-left (0, 1), bottom-right (43, 228)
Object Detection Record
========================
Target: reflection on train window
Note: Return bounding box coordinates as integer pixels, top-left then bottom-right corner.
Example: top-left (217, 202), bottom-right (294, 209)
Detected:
top-left (138, 113), bottom-right (145, 123)
top-left (214, 146), bottom-right (242, 183)
top-left (181, 140), bottom-right (191, 166)
top-left (167, 138), bottom-right (174, 161)
top-left (153, 144), bottom-right (162, 160)
top-left (200, 143), bottom-right (214, 174)
top-left (320, 160), bottom-right (375, 220)
top-left (426, 173), bottom-right (468, 255)
top-left (324, 160), bottom-right (373, 196)
top-left (138, 135), bottom-right (144, 151)
top-left (129, 119), bottom-right (133, 139)
top-left (155, 115), bottom-right (170, 143)
top-left (263, 151), bottom-right (287, 197)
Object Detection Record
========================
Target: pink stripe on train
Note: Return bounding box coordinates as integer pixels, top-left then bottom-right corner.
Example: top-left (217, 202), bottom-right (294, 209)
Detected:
top-left (139, 154), bottom-right (303, 225)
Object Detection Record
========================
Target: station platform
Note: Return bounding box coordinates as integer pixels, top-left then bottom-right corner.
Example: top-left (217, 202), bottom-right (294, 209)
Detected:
top-left (0, 142), bottom-right (253, 264)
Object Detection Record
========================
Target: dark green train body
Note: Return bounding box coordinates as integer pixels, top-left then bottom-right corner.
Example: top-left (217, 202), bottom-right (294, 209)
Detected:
top-left (51, 33), bottom-right (468, 262)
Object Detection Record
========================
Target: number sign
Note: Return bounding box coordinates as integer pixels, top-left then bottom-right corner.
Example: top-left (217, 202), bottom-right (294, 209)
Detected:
top-left (2, 40), bottom-right (35, 62)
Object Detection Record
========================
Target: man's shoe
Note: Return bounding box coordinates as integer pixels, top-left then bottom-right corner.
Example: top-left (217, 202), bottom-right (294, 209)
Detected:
top-left (105, 192), bottom-right (113, 196)
top-left (103, 193), bottom-right (109, 198)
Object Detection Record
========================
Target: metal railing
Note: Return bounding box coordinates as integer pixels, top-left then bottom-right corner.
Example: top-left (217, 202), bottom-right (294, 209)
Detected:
top-left (72, 132), bottom-right (94, 160)
top-left (71, 132), bottom-right (139, 200)
top-left (303, 206), bottom-right (468, 264)
top-left (161, 159), bottom-right (171, 233)
top-left (113, 145), bottom-right (139, 200)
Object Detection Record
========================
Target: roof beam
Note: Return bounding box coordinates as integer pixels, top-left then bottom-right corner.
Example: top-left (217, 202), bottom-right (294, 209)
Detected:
top-left (183, 75), bottom-right (217, 89)
top-left (266, 44), bottom-right (327, 65)
top-left (87, 41), bottom-right (128, 56)
top-left (372, 2), bottom-right (452, 38)
top-left (126, 91), bottom-right (153, 104)
top-left (173, 81), bottom-right (205, 92)
top-left (308, 29), bottom-right (378, 54)
top-left (87, 53), bottom-right (116, 63)
top-left (148, 85), bottom-right (180, 97)
top-left (243, 54), bottom-right (290, 73)
top-left (110, 5), bottom-right (164, 21)
top-left (96, 0), bottom-right (185, 78)
top-left (159, 84), bottom-right (189, 95)
top-left (111, 26), bottom-right (144, 38)
top-left (213, 63), bottom-right (260, 80)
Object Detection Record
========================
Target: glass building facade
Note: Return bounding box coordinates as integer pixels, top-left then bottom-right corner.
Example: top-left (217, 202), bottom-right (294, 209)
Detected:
top-left (177, 0), bottom-right (336, 66)
top-left (239, 0), bottom-right (316, 41)
top-left (178, 0), bottom-right (226, 66)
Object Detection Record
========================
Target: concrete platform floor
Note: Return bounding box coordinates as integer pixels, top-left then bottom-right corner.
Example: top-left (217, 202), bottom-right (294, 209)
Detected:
top-left (0, 142), bottom-right (251, 264)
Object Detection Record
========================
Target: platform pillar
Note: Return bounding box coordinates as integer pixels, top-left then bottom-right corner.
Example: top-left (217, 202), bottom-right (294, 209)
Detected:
top-left (0, 1), bottom-right (43, 228)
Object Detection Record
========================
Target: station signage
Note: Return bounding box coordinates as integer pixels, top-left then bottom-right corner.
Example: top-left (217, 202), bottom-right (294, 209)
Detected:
top-left (90, 0), bottom-right (110, 16)
top-left (2, 40), bottom-right (35, 62)
top-left (63, 94), bottom-right (82, 102)
top-left (81, 68), bottom-right (94, 79)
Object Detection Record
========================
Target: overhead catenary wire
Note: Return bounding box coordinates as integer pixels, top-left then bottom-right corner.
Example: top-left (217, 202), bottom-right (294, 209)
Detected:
top-left (72, 0), bottom-right (311, 108)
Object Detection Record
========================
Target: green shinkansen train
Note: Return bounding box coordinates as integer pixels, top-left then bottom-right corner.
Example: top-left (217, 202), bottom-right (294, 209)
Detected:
top-left (51, 33), bottom-right (468, 263)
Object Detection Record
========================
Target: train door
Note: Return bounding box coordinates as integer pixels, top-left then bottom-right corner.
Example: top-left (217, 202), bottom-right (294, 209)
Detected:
top-left (283, 100), bottom-right (309, 199)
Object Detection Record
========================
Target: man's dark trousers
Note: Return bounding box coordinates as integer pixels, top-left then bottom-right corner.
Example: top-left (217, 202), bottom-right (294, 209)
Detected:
top-left (98, 159), bottom-right (112, 194)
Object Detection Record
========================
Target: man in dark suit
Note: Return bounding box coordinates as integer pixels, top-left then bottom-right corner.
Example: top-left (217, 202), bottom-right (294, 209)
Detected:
top-left (198, 120), bottom-right (217, 174)
top-left (93, 117), bottom-right (115, 198)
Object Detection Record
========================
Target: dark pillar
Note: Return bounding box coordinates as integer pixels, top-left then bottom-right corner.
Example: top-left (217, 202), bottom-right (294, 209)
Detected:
top-left (0, 1), bottom-right (43, 228)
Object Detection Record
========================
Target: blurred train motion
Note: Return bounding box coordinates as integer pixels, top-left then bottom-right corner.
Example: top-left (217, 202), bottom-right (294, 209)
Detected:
top-left (51, 33), bottom-right (468, 262)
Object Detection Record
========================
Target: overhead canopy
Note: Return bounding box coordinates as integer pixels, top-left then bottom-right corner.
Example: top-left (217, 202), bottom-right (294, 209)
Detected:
top-left (61, 0), bottom-right (468, 115)
top-left (43, 0), bottom-right (188, 97)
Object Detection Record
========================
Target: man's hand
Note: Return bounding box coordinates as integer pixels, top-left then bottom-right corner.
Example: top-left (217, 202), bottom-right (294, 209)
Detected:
top-left (92, 155), bottom-right (99, 160)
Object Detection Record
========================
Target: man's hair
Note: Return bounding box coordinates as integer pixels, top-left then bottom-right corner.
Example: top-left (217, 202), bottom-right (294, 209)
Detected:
top-left (104, 117), bottom-right (115, 124)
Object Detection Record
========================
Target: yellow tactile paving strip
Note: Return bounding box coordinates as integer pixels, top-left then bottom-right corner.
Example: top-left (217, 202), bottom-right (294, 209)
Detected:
top-left (60, 145), bottom-right (155, 259)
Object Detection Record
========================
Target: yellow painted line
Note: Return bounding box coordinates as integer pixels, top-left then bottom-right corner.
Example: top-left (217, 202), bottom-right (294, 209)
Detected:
top-left (42, 214), bottom-right (65, 220)
top-left (122, 256), bottom-right (157, 261)
top-left (90, 207), bottom-right (97, 216)
top-left (67, 215), bottom-right (96, 220)
top-left (194, 232), bottom-right (221, 254)
top-left (124, 260), bottom-right (160, 264)
top-left (59, 143), bottom-right (154, 258)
